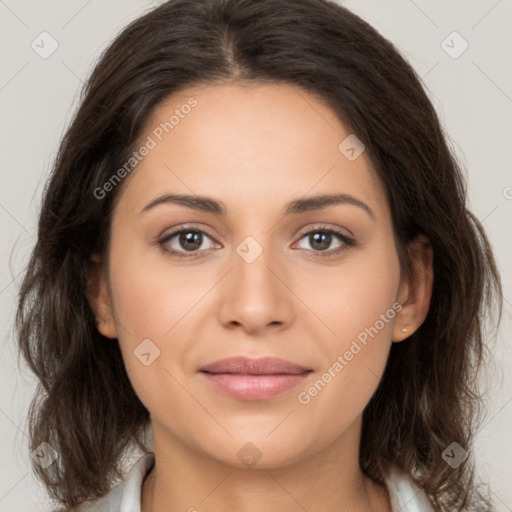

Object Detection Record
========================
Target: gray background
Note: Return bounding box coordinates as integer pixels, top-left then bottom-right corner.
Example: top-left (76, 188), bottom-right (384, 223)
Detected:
top-left (1, 0), bottom-right (511, 510)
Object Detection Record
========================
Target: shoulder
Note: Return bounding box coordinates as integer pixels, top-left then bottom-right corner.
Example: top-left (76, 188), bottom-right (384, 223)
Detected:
top-left (49, 453), bottom-right (155, 512)
top-left (384, 466), bottom-right (435, 512)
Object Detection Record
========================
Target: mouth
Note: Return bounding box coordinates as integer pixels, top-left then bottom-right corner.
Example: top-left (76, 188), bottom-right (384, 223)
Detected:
top-left (198, 356), bottom-right (313, 400)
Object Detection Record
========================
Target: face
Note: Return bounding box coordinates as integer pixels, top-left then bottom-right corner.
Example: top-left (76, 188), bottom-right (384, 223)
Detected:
top-left (92, 81), bottom-right (413, 468)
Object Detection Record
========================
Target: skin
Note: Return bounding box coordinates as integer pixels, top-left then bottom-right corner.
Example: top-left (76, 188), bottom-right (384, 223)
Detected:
top-left (88, 81), bottom-right (433, 512)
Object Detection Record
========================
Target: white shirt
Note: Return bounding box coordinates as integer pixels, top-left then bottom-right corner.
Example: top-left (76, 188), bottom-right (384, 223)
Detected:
top-left (60, 452), bottom-right (434, 511)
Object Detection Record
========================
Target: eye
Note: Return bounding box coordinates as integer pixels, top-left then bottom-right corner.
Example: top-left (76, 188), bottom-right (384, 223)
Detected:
top-left (158, 224), bottom-right (356, 259)
top-left (293, 225), bottom-right (355, 258)
top-left (159, 226), bottom-right (218, 258)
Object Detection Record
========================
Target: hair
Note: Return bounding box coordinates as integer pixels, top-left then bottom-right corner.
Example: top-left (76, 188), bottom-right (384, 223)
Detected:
top-left (16, 0), bottom-right (503, 510)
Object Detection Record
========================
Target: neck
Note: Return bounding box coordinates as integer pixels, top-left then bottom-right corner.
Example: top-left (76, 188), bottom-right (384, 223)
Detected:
top-left (141, 418), bottom-right (390, 512)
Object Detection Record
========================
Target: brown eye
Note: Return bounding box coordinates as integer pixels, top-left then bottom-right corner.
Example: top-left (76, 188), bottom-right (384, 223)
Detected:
top-left (306, 231), bottom-right (335, 251)
top-left (160, 228), bottom-right (217, 257)
top-left (177, 231), bottom-right (203, 251)
top-left (294, 226), bottom-right (356, 258)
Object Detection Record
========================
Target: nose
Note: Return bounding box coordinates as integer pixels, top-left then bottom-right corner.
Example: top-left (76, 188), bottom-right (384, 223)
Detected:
top-left (217, 237), bottom-right (295, 335)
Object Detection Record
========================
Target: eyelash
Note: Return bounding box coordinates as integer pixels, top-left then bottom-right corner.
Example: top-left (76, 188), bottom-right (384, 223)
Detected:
top-left (158, 224), bottom-right (356, 259)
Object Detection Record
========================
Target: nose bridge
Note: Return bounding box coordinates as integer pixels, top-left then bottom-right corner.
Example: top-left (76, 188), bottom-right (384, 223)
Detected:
top-left (217, 232), bottom-right (295, 331)
top-left (233, 233), bottom-right (281, 298)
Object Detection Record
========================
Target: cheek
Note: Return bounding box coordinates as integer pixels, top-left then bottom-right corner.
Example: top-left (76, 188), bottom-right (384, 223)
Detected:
top-left (108, 227), bottom-right (210, 338)
top-left (293, 243), bottom-right (401, 435)
top-left (106, 246), bottom-right (229, 448)
top-left (298, 237), bottom-right (401, 350)
top-left (105, 233), bottom-right (208, 395)
top-left (107, 258), bottom-right (205, 430)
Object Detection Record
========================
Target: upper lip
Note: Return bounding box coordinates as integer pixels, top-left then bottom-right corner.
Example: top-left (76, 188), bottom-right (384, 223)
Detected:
top-left (199, 356), bottom-right (311, 375)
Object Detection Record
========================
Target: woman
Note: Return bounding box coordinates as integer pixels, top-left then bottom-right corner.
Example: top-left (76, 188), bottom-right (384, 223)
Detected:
top-left (16, 0), bottom-right (503, 510)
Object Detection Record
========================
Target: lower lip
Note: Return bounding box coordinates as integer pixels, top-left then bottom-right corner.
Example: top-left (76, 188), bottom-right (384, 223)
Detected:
top-left (200, 372), bottom-right (311, 400)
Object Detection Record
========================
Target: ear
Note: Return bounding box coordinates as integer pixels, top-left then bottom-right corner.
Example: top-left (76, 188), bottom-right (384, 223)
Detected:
top-left (392, 234), bottom-right (434, 342)
top-left (85, 254), bottom-right (118, 339)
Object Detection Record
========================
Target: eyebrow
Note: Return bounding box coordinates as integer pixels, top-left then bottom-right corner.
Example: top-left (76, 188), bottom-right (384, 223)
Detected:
top-left (141, 193), bottom-right (375, 220)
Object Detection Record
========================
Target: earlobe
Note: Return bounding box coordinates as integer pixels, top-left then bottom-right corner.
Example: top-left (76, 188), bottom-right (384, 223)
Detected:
top-left (392, 234), bottom-right (434, 342)
top-left (85, 257), bottom-right (118, 339)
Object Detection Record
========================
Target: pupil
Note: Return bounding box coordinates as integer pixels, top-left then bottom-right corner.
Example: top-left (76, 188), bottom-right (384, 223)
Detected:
top-left (180, 231), bottom-right (202, 251)
top-left (311, 232), bottom-right (330, 251)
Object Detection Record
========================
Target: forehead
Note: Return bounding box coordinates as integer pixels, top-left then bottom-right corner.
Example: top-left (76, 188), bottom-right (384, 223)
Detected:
top-left (115, 81), bottom-right (388, 220)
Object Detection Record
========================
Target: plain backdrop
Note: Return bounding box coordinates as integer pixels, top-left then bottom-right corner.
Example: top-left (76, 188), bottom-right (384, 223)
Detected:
top-left (1, 1), bottom-right (511, 511)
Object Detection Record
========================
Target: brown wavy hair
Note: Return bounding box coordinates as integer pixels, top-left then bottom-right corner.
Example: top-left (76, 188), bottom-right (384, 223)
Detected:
top-left (16, 0), bottom-right (503, 510)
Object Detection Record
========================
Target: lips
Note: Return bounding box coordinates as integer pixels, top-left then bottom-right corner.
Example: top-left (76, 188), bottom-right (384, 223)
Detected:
top-left (199, 356), bottom-right (312, 400)
top-left (200, 356), bottom-right (311, 375)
